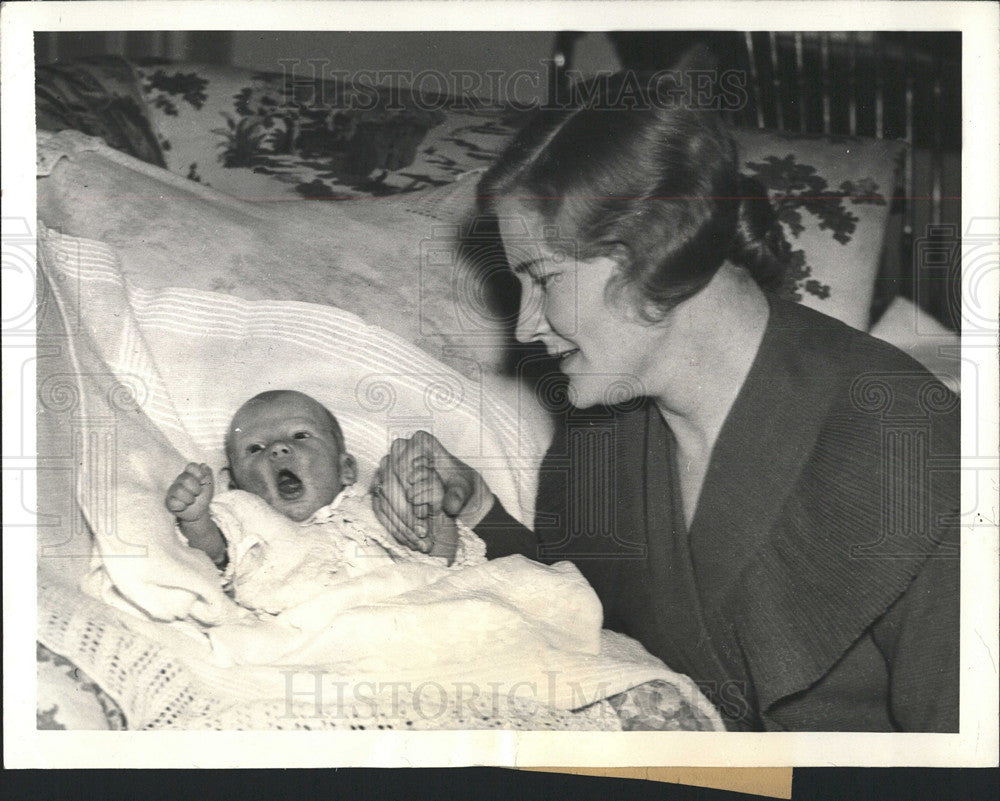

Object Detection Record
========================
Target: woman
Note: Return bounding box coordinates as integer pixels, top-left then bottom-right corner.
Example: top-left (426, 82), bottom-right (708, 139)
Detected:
top-left (373, 72), bottom-right (960, 732)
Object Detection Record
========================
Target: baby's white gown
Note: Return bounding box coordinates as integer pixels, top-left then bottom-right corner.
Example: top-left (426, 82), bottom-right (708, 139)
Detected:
top-left (209, 485), bottom-right (485, 616)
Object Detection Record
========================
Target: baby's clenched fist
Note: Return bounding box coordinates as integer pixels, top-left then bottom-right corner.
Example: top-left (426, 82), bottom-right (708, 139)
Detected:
top-left (165, 462), bottom-right (214, 522)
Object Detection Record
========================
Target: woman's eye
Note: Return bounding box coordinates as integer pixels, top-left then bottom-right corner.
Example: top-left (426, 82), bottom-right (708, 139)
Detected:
top-left (246, 444), bottom-right (263, 455)
top-left (293, 431), bottom-right (311, 439)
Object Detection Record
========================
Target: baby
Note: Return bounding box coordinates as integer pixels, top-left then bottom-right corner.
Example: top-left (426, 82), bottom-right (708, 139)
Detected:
top-left (165, 390), bottom-right (482, 614)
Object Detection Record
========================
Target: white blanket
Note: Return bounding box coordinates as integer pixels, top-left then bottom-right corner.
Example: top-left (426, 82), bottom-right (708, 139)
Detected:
top-left (35, 222), bottom-right (724, 729)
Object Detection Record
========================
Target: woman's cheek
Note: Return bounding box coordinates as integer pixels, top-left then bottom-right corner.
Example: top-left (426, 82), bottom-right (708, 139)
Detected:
top-left (546, 290), bottom-right (574, 336)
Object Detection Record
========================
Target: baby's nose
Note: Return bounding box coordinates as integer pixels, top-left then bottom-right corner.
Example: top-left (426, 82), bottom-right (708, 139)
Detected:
top-left (269, 441), bottom-right (292, 459)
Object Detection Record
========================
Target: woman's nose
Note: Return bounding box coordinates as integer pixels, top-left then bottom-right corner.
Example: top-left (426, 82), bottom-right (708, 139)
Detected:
top-left (269, 441), bottom-right (292, 459)
top-left (514, 284), bottom-right (548, 344)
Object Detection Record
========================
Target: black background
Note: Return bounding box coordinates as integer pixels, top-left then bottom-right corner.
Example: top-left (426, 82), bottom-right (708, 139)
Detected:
top-left (4, 767), bottom-right (998, 800)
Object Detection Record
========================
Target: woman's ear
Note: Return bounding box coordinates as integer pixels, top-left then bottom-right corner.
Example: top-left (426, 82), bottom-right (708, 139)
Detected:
top-left (599, 251), bottom-right (642, 318)
top-left (340, 453), bottom-right (358, 486)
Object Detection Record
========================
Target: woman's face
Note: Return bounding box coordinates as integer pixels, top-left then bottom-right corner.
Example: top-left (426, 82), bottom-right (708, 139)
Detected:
top-left (497, 200), bottom-right (667, 409)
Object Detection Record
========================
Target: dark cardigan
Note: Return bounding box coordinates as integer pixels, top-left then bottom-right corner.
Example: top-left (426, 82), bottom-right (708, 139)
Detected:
top-left (475, 296), bottom-right (960, 731)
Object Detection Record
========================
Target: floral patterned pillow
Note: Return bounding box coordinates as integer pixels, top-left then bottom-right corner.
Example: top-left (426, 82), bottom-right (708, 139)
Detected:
top-left (736, 129), bottom-right (904, 329)
top-left (133, 60), bottom-right (523, 199)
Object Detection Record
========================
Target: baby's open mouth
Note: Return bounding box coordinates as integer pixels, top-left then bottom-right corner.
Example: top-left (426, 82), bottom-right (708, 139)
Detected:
top-left (276, 468), bottom-right (304, 500)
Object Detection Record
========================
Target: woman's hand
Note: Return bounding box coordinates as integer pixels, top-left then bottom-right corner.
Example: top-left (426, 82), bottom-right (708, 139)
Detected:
top-left (372, 430), bottom-right (494, 552)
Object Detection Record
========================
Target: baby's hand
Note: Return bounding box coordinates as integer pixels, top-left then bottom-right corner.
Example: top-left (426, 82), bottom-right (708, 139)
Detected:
top-left (426, 510), bottom-right (460, 565)
top-left (404, 464), bottom-right (460, 563)
top-left (372, 461), bottom-right (458, 561)
top-left (165, 462), bottom-right (215, 522)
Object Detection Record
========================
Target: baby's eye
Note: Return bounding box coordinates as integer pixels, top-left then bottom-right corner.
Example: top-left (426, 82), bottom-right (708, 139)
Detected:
top-left (246, 444), bottom-right (263, 454)
top-left (293, 431), bottom-right (311, 439)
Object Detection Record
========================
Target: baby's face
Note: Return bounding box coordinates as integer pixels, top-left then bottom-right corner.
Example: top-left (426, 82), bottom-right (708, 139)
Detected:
top-left (227, 392), bottom-right (355, 522)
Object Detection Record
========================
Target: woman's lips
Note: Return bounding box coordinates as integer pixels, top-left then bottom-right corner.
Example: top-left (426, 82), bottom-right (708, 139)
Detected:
top-left (276, 468), bottom-right (305, 500)
top-left (557, 348), bottom-right (580, 370)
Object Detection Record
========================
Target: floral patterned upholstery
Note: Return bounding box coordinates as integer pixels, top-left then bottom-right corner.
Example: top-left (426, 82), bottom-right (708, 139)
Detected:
top-left (133, 59), bottom-right (525, 198)
top-left (37, 643), bottom-right (126, 730)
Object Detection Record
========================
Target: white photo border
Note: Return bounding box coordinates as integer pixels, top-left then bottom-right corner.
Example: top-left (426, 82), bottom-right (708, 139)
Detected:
top-left (3, 0), bottom-right (998, 768)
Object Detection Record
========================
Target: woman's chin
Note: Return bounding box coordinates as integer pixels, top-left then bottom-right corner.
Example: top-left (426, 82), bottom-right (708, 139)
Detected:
top-left (567, 376), bottom-right (643, 411)
top-left (564, 377), bottom-right (602, 410)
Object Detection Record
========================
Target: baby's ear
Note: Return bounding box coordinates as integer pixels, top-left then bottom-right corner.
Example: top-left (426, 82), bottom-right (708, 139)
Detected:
top-left (340, 453), bottom-right (358, 486)
top-left (219, 466), bottom-right (237, 490)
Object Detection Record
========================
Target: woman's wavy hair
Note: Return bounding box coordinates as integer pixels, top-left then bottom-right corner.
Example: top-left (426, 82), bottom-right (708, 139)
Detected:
top-left (477, 67), bottom-right (789, 321)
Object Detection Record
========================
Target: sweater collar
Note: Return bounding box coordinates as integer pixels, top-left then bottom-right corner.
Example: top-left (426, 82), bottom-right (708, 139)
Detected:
top-left (688, 296), bottom-right (956, 714)
top-left (688, 293), bottom-right (844, 597)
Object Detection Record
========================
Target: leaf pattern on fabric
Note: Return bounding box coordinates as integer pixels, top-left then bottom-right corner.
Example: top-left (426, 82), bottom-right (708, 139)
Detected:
top-left (744, 153), bottom-right (887, 301)
top-left (213, 113), bottom-right (272, 168)
top-left (37, 705), bottom-right (67, 730)
top-left (218, 73), bottom-right (450, 193)
top-left (142, 69), bottom-right (209, 116)
top-left (36, 642), bottom-right (128, 730)
top-left (606, 679), bottom-right (716, 731)
top-left (124, 61), bottom-right (526, 196)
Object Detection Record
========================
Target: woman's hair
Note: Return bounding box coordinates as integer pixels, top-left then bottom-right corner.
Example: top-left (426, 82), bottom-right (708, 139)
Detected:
top-left (477, 71), bottom-right (789, 320)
